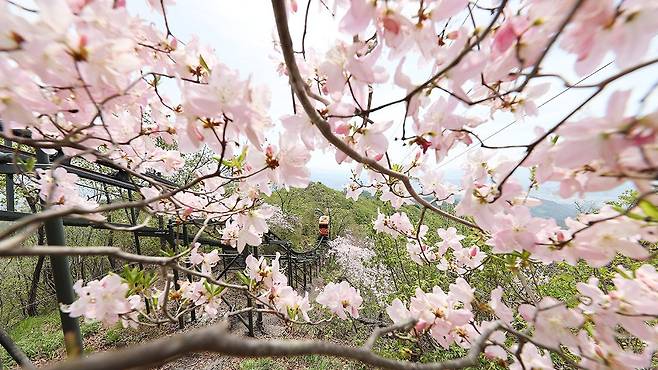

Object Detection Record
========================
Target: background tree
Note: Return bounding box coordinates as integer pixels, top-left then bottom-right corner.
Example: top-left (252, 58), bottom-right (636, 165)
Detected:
top-left (0, 0), bottom-right (657, 369)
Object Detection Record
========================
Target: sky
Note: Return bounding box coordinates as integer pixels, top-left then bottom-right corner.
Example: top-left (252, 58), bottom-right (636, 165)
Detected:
top-left (126, 1), bottom-right (657, 204)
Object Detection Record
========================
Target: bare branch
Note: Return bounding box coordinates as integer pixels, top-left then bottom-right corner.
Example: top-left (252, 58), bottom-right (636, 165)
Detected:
top-left (271, 0), bottom-right (482, 232)
top-left (43, 320), bottom-right (502, 370)
top-left (363, 319), bottom-right (415, 350)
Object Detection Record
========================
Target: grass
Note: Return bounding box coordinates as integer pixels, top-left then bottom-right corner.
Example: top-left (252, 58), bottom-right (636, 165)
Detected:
top-left (103, 328), bottom-right (122, 345)
top-left (239, 358), bottom-right (285, 370)
top-left (237, 355), bottom-right (366, 370)
top-left (1, 310), bottom-right (101, 368)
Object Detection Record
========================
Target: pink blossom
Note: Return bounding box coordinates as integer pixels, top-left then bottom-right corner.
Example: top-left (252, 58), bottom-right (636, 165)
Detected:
top-left (574, 330), bottom-right (653, 370)
top-left (509, 343), bottom-right (554, 370)
top-left (189, 244), bottom-right (220, 274)
top-left (519, 297), bottom-right (583, 349)
top-left (276, 290), bottom-right (312, 322)
top-left (35, 168), bottom-right (102, 220)
top-left (386, 298), bottom-right (412, 325)
top-left (484, 329), bottom-right (508, 360)
top-left (489, 286), bottom-right (513, 324)
top-left (430, 0), bottom-right (469, 22)
top-left (338, 0), bottom-right (376, 35)
top-left (62, 274), bottom-right (131, 326)
top-left (436, 227), bottom-right (465, 250)
top-left (356, 120), bottom-right (393, 158)
top-left (407, 285), bottom-right (474, 348)
top-left (316, 281), bottom-right (363, 320)
top-left (245, 252), bottom-right (287, 289)
top-left (492, 17), bottom-right (530, 55)
top-left (406, 240), bottom-right (437, 265)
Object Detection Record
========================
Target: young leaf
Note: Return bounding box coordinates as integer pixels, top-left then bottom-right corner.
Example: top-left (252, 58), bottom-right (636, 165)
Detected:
top-left (638, 200), bottom-right (658, 220)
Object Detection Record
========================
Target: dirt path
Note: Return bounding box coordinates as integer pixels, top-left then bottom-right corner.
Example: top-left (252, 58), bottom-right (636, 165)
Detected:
top-left (159, 276), bottom-right (327, 370)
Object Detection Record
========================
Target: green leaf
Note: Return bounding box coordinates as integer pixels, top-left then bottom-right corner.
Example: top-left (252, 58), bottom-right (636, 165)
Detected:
top-left (287, 307), bottom-right (297, 321)
top-left (19, 157), bottom-right (36, 172)
top-left (203, 280), bottom-right (225, 297)
top-left (613, 265), bottom-right (632, 279)
top-left (612, 205), bottom-right (647, 221)
top-left (216, 146), bottom-right (248, 169)
top-left (235, 271), bottom-right (251, 286)
top-left (582, 320), bottom-right (595, 336)
top-left (159, 248), bottom-right (175, 257)
top-left (199, 54), bottom-right (210, 73)
top-left (638, 200), bottom-right (658, 220)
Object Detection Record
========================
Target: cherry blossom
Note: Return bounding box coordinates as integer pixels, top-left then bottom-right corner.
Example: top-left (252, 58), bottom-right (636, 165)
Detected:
top-left (316, 281), bottom-right (363, 320)
top-left (488, 286), bottom-right (513, 324)
top-left (2, 0), bottom-right (657, 367)
top-left (62, 274), bottom-right (132, 326)
top-left (519, 297), bottom-right (583, 349)
top-left (328, 234), bottom-right (393, 302)
top-left (189, 244), bottom-right (221, 274)
top-left (245, 252), bottom-right (287, 289)
top-left (388, 282), bottom-right (475, 349)
top-left (436, 227), bottom-right (465, 250)
top-left (509, 343), bottom-right (554, 370)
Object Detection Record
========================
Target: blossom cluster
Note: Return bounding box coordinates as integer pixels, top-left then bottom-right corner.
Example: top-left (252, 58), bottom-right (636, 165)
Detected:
top-left (328, 234), bottom-right (393, 303)
top-left (244, 252), bottom-right (310, 322)
top-left (306, 0), bottom-right (658, 276)
top-left (385, 265), bottom-right (658, 369)
top-left (264, 204), bottom-right (299, 232)
top-left (3, 0), bottom-right (658, 367)
top-left (34, 167), bottom-right (102, 220)
top-left (3, 0), bottom-right (314, 233)
top-left (386, 278), bottom-right (476, 349)
top-left (61, 274), bottom-right (141, 328)
top-left (62, 247), bottom-right (367, 325)
top-left (315, 281), bottom-right (363, 320)
top-left (374, 211), bottom-right (487, 274)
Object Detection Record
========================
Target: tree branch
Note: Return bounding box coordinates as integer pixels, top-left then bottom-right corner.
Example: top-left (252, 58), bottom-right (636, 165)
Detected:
top-left (271, 0), bottom-right (482, 232)
top-left (363, 319), bottom-right (415, 350)
top-left (43, 320), bottom-right (502, 370)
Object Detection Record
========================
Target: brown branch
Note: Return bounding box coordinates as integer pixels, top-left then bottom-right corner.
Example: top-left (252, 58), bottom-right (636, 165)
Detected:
top-left (335, 0), bottom-right (509, 117)
top-left (43, 320), bottom-right (502, 370)
top-left (0, 245), bottom-right (247, 290)
top-left (299, 0), bottom-right (312, 59)
top-left (6, 0), bottom-right (37, 13)
top-left (271, 0), bottom-right (482, 232)
top-left (160, 0), bottom-right (174, 38)
top-left (363, 319), bottom-right (415, 350)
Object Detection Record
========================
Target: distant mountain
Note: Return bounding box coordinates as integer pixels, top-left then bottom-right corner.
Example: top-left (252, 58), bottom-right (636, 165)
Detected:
top-left (529, 198), bottom-right (577, 226)
top-left (308, 170), bottom-right (588, 227)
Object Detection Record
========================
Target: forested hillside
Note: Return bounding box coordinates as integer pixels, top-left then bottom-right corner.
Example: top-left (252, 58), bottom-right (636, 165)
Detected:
top-left (1, 181), bottom-right (655, 369)
top-left (265, 182), bottom-right (460, 248)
